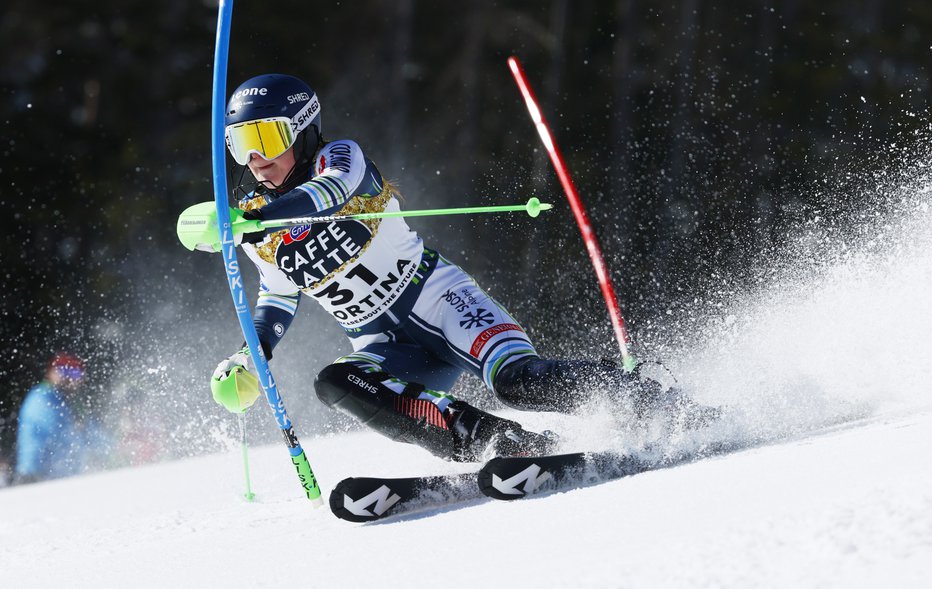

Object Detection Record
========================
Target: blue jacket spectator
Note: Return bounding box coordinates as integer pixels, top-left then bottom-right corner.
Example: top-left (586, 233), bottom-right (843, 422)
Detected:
top-left (15, 353), bottom-right (106, 483)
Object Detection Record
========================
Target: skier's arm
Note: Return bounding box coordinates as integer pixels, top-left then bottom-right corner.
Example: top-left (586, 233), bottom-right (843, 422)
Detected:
top-left (249, 140), bottom-right (384, 221)
top-left (210, 278), bottom-right (299, 413)
top-left (215, 277), bottom-right (298, 377)
top-left (251, 280), bottom-right (301, 359)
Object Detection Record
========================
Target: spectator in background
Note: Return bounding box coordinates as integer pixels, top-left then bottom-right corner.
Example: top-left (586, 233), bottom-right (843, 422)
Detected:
top-left (14, 353), bottom-right (109, 484)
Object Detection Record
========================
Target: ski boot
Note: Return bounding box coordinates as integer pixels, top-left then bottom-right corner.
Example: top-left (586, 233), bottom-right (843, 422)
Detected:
top-left (493, 356), bottom-right (720, 429)
top-left (625, 367), bottom-right (721, 430)
top-left (446, 401), bottom-right (559, 462)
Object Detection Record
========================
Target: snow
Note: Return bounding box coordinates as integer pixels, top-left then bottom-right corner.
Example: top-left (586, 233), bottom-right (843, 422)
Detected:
top-left (1, 411), bottom-right (930, 588)
top-left (5, 136), bottom-right (932, 589)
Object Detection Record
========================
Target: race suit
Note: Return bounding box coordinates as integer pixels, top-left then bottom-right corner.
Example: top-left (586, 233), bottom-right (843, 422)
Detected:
top-left (239, 139), bottom-right (538, 412)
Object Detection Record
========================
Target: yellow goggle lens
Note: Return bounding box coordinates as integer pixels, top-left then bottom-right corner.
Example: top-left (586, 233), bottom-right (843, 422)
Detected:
top-left (225, 118), bottom-right (296, 165)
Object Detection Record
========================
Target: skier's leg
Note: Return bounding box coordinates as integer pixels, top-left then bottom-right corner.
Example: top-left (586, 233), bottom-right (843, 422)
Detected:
top-left (493, 356), bottom-right (646, 412)
top-left (402, 253), bottom-right (540, 394)
top-left (492, 357), bottom-right (619, 412)
top-left (402, 257), bottom-right (618, 412)
top-left (494, 356), bottom-right (720, 426)
top-left (403, 253), bottom-right (715, 424)
top-left (314, 345), bottom-right (553, 461)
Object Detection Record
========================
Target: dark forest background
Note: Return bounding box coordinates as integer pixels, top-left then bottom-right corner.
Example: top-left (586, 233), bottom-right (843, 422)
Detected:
top-left (2, 1), bottom-right (931, 464)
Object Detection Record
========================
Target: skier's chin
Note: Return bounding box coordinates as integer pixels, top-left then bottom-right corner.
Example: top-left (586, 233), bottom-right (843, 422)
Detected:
top-left (254, 172), bottom-right (285, 189)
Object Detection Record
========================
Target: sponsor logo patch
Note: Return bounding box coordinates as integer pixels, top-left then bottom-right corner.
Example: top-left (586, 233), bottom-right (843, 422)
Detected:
top-left (232, 87), bottom-right (267, 99)
top-left (287, 92), bottom-right (310, 104)
top-left (282, 224), bottom-right (312, 245)
top-left (470, 323), bottom-right (523, 357)
top-left (291, 95), bottom-right (319, 132)
top-left (347, 373), bottom-right (379, 395)
top-left (459, 308), bottom-right (494, 329)
top-left (276, 221), bottom-right (369, 288)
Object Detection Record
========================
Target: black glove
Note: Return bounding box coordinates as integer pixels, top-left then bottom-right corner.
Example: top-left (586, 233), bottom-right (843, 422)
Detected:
top-left (241, 209), bottom-right (266, 244)
top-left (240, 339), bottom-right (274, 361)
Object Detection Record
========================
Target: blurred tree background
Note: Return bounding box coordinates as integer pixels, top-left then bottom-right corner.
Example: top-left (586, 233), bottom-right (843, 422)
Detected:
top-left (1, 0), bottom-right (930, 464)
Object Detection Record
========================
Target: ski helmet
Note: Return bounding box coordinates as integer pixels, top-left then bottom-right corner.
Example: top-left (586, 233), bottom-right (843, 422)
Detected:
top-left (224, 74), bottom-right (322, 165)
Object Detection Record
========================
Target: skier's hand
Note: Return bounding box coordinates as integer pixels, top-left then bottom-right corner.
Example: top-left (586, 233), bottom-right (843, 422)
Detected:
top-left (237, 208), bottom-right (266, 245)
top-left (210, 348), bottom-right (261, 413)
top-left (176, 202), bottom-right (262, 253)
top-left (212, 347), bottom-right (251, 380)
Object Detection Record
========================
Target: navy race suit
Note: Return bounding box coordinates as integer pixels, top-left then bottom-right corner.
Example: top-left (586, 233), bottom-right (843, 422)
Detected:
top-left (240, 139), bottom-right (538, 410)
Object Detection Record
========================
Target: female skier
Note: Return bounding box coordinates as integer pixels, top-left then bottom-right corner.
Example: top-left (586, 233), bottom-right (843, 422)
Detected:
top-left (205, 74), bottom-right (705, 462)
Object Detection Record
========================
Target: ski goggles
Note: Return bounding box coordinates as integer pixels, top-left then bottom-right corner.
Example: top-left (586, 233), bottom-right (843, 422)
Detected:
top-left (225, 117), bottom-right (297, 165)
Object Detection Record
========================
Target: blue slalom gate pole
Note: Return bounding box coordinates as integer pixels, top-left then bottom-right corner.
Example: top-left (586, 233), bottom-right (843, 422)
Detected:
top-left (210, 0), bottom-right (322, 506)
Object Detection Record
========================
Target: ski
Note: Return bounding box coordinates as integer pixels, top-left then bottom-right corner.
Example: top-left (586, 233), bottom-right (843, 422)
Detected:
top-left (477, 451), bottom-right (649, 500)
top-left (329, 472), bottom-right (480, 523)
top-left (329, 451), bottom-right (649, 522)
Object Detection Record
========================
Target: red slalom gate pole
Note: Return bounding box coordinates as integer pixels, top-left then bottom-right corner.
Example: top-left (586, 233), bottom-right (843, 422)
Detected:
top-left (507, 56), bottom-right (637, 371)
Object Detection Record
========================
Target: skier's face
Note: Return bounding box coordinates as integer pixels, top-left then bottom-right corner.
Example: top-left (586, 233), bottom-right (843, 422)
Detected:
top-left (247, 146), bottom-right (296, 189)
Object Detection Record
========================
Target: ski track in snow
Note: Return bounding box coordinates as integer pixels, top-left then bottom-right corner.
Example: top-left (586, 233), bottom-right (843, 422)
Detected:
top-left (6, 161), bottom-right (932, 588)
top-left (1, 411), bottom-right (931, 589)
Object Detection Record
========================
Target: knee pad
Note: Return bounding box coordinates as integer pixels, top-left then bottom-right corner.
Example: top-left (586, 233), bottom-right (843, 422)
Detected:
top-left (314, 363), bottom-right (351, 408)
top-left (314, 363), bottom-right (389, 418)
top-left (315, 362), bottom-right (463, 459)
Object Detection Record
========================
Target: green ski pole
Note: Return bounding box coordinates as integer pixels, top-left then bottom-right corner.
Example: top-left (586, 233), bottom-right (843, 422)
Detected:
top-left (256, 197), bottom-right (553, 228)
top-left (239, 412), bottom-right (256, 502)
top-left (177, 197), bottom-right (553, 252)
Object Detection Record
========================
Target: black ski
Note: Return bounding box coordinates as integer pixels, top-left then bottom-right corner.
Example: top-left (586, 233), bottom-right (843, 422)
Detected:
top-left (477, 451), bottom-right (649, 500)
top-left (330, 411), bottom-right (873, 521)
top-left (329, 451), bottom-right (649, 521)
top-left (329, 472), bottom-right (480, 523)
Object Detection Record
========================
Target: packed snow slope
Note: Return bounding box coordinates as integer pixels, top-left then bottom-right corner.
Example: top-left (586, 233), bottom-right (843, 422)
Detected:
top-left (0, 413), bottom-right (930, 589)
top-left (5, 156), bottom-right (932, 587)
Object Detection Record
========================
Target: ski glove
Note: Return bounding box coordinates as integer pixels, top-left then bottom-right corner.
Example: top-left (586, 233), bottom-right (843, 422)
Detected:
top-left (213, 347), bottom-right (251, 380)
top-left (176, 203), bottom-right (264, 253)
top-left (210, 347), bottom-right (260, 413)
top-left (239, 209), bottom-right (266, 244)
